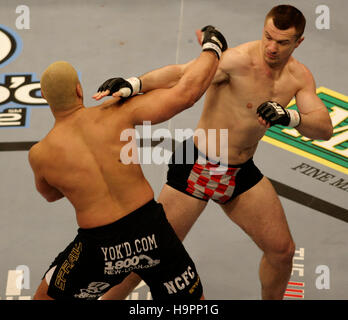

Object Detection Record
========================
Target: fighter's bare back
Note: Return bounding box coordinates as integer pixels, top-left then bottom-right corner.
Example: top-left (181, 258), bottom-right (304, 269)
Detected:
top-left (29, 98), bottom-right (154, 229)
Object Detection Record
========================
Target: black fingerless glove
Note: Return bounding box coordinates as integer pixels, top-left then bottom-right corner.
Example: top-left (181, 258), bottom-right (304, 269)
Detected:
top-left (201, 25), bottom-right (228, 59)
top-left (257, 101), bottom-right (301, 127)
top-left (97, 77), bottom-right (142, 98)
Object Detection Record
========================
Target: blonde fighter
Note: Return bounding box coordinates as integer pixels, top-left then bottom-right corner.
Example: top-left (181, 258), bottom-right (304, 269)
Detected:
top-left (30, 26), bottom-right (227, 300)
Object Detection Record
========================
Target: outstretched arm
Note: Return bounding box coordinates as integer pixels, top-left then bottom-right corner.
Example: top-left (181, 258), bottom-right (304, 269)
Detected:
top-left (138, 61), bottom-right (194, 93)
top-left (123, 26), bottom-right (228, 125)
top-left (127, 50), bottom-right (219, 125)
top-left (92, 62), bottom-right (194, 101)
top-left (93, 26), bottom-right (227, 100)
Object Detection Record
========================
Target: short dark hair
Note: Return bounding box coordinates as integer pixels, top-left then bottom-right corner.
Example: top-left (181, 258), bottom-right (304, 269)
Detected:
top-left (266, 5), bottom-right (306, 39)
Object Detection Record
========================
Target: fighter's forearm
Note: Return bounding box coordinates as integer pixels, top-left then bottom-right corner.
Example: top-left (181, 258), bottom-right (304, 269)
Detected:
top-left (296, 109), bottom-right (333, 141)
top-left (139, 62), bottom-right (191, 93)
top-left (176, 51), bottom-right (217, 105)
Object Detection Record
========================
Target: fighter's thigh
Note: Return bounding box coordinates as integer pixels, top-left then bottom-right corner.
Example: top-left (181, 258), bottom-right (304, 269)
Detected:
top-left (158, 184), bottom-right (207, 241)
top-left (220, 176), bottom-right (294, 253)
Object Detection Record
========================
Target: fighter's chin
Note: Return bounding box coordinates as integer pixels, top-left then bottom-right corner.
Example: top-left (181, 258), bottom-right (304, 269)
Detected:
top-left (264, 55), bottom-right (280, 67)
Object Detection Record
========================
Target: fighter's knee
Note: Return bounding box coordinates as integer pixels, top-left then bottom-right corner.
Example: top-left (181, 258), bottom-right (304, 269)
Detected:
top-left (281, 240), bottom-right (295, 264)
top-left (266, 239), bottom-right (295, 266)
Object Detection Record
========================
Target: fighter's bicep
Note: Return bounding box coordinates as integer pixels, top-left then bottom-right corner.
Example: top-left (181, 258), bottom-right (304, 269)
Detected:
top-left (295, 71), bottom-right (326, 114)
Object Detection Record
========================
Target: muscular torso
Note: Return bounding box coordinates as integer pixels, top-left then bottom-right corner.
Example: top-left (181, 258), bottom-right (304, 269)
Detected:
top-left (31, 99), bottom-right (153, 228)
top-left (196, 41), bottom-right (303, 164)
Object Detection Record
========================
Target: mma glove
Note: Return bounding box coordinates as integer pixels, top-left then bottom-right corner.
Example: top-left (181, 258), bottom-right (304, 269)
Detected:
top-left (200, 25), bottom-right (228, 59)
top-left (257, 101), bottom-right (301, 128)
top-left (97, 77), bottom-right (142, 98)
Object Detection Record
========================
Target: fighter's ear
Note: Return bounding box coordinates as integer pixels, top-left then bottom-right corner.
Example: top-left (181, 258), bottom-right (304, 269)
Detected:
top-left (76, 82), bottom-right (83, 98)
top-left (295, 36), bottom-right (304, 48)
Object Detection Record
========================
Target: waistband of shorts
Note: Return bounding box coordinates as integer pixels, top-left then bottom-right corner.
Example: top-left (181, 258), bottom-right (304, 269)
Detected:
top-left (77, 199), bottom-right (159, 237)
top-left (179, 137), bottom-right (254, 168)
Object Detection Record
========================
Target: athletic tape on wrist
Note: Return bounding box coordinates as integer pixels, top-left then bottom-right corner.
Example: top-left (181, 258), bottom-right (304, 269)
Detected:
top-left (119, 87), bottom-right (131, 97)
top-left (126, 77), bottom-right (141, 95)
top-left (119, 77), bottom-right (141, 97)
top-left (202, 43), bottom-right (222, 59)
top-left (287, 109), bottom-right (301, 128)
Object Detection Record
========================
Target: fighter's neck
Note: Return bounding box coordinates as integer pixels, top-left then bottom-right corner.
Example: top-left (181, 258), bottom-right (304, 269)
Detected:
top-left (52, 104), bottom-right (85, 121)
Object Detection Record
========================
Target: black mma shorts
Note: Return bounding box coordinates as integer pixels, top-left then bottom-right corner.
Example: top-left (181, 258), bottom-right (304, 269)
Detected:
top-left (43, 199), bottom-right (202, 300)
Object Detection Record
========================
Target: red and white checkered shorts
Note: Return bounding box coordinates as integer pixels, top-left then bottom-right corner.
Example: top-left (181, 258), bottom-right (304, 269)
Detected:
top-left (166, 140), bottom-right (263, 204)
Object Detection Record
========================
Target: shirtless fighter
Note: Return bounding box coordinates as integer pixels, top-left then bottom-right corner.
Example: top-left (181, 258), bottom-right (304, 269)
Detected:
top-left (94, 5), bottom-right (333, 300)
top-left (29, 26), bottom-right (227, 300)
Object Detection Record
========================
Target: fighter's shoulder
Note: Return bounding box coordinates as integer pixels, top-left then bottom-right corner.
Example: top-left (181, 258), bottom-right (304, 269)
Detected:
top-left (288, 57), bottom-right (315, 84)
top-left (28, 141), bottom-right (44, 167)
top-left (220, 41), bottom-right (254, 69)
